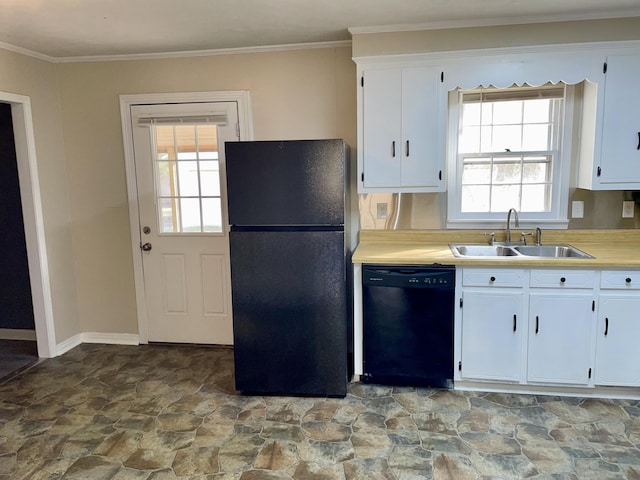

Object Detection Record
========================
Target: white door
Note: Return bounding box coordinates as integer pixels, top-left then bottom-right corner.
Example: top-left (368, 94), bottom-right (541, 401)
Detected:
top-left (130, 102), bottom-right (239, 344)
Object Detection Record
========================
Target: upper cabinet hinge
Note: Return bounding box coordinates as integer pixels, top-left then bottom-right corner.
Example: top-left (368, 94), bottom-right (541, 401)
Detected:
top-left (440, 71), bottom-right (444, 83)
top-left (361, 76), bottom-right (364, 87)
top-left (603, 62), bottom-right (608, 74)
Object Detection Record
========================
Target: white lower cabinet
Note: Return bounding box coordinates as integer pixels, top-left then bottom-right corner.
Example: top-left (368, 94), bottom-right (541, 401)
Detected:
top-left (458, 268), bottom-right (525, 382)
top-left (460, 290), bottom-right (523, 381)
top-left (527, 292), bottom-right (594, 385)
top-left (457, 267), bottom-right (640, 392)
top-left (594, 270), bottom-right (640, 386)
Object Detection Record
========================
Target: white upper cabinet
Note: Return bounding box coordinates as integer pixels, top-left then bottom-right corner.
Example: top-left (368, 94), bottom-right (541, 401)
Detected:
top-left (358, 65), bottom-right (445, 193)
top-left (355, 41), bottom-right (640, 194)
top-left (579, 53), bottom-right (640, 189)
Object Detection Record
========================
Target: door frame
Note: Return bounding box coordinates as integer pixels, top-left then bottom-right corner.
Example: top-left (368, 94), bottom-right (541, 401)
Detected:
top-left (120, 91), bottom-right (253, 343)
top-left (0, 91), bottom-right (56, 358)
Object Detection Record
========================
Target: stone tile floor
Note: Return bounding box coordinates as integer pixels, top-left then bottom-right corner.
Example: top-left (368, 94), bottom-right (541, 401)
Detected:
top-left (0, 343), bottom-right (639, 479)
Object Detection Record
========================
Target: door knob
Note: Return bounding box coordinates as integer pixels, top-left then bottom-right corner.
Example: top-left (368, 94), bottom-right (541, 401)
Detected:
top-left (140, 242), bottom-right (152, 251)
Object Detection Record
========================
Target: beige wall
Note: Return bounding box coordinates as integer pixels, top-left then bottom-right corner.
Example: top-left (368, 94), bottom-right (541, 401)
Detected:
top-left (55, 46), bottom-right (357, 335)
top-left (0, 49), bottom-right (80, 344)
top-left (354, 17), bottom-right (640, 231)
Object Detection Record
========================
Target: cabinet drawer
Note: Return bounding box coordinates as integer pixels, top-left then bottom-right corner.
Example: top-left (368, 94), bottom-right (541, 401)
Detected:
top-left (462, 268), bottom-right (525, 287)
top-left (530, 270), bottom-right (596, 289)
top-left (601, 271), bottom-right (640, 290)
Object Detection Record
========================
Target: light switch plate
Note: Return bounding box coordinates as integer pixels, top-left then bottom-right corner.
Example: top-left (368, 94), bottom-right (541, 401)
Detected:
top-left (622, 201), bottom-right (635, 218)
top-left (377, 203), bottom-right (388, 220)
top-left (571, 201), bottom-right (584, 219)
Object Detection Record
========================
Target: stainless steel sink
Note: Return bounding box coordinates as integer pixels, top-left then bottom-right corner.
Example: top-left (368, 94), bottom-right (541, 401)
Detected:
top-left (450, 243), bottom-right (594, 259)
top-left (513, 245), bottom-right (593, 258)
top-left (451, 245), bottom-right (518, 257)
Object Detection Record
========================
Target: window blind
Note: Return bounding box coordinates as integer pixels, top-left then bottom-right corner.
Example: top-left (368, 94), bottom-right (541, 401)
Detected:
top-left (137, 114), bottom-right (228, 127)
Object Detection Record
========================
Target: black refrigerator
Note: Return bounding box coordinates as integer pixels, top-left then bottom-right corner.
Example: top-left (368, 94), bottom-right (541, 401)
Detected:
top-left (225, 139), bottom-right (351, 397)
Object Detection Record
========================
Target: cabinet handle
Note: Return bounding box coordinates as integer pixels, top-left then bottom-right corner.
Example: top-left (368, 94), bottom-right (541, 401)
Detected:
top-left (406, 140), bottom-right (410, 157)
top-left (637, 132), bottom-right (640, 150)
top-left (535, 316), bottom-right (539, 334)
top-left (392, 141), bottom-right (396, 157)
top-left (513, 314), bottom-right (517, 332)
top-left (605, 317), bottom-right (609, 336)
top-left (626, 277), bottom-right (632, 284)
top-left (560, 277), bottom-right (566, 284)
top-left (490, 276), bottom-right (496, 282)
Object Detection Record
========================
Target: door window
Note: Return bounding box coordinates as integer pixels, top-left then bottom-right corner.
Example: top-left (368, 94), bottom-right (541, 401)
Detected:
top-left (153, 124), bottom-right (223, 233)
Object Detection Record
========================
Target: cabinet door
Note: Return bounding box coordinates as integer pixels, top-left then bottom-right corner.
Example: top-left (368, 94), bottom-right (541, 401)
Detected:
top-left (400, 67), bottom-right (441, 188)
top-left (361, 66), bottom-right (443, 191)
top-left (528, 293), bottom-right (594, 385)
top-left (460, 290), bottom-right (523, 382)
top-left (362, 68), bottom-right (403, 188)
top-left (595, 295), bottom-right (640, 386)
top-left (598, 54), bottom-right (640, 186)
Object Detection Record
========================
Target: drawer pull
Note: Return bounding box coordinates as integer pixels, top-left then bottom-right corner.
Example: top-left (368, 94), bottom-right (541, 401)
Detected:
top-left (605, 317), bottom-right (609, 336)
top-left (490, 276), bottom-right (496, 282)
top-left (560, 277), bottom-right (566, 284)
top-left (626, 277), bottom-right (632, 284)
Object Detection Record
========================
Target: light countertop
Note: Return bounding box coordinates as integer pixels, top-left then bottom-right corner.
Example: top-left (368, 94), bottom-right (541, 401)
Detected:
top-left (352, 229), bottom-right (640, 268)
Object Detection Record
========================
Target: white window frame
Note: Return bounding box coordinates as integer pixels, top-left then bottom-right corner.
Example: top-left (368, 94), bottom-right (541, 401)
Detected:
top-left (446, 84), bottom-right (576, 230)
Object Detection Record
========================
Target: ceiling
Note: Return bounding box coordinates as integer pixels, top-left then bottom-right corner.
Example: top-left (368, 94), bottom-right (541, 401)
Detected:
top-left (2, 0), bottom-right (640, 60)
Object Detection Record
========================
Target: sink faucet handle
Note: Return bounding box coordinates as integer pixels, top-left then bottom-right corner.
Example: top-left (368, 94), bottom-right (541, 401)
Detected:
top-left (520, 232), bottom-right (533, 245)
top-left (483, 232), bottom-right (496, 245)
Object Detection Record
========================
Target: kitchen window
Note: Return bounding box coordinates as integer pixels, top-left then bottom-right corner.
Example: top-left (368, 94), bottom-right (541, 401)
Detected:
top-left (447, 83), bottom-right (575, 228)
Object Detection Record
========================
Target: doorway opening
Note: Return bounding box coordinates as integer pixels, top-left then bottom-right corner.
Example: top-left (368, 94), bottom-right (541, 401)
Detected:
top-left (0, 102), bottom-right (38, 379)
top-left (0, 91), bottom-right (56, 360)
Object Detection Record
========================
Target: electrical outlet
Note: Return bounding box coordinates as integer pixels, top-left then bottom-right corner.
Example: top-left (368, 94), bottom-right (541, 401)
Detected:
top-left (571, 201), bottom-right (584, 219)
top-left (376, 203), bottom-right (388, 220)
top-left (622, 201), bottom-right (635, 218)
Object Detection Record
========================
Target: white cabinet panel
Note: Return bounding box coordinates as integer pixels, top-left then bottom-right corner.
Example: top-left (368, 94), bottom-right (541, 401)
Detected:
top-left (359, 66), bottom-right (444, 192)
top-left (594, 295), bottom-right (640, 386)
top-left (579, 54), bottom-right (640, 189)
top-left (362, 68), bottom-right (403, 188)
top-left (601, 271), bottom-right (640, 290)
top-left (529, 269), bottom-right (596, 289)
top-left (597, 54), bottom-right (640, 186)
top-left (460, 290), bottom-right (524, 382)
top-left (527, 293), bottom-right (594, 385)
top-left (462, 268), bottom-right (526, 288)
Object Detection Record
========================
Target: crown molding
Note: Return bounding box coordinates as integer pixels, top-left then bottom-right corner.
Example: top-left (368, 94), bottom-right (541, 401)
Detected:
top-left (1, 39), bottom-right (351, 64)
top-left (348, 10), bottom-right (640, 35)
top-left (0, 40), bottom-right (55, 62)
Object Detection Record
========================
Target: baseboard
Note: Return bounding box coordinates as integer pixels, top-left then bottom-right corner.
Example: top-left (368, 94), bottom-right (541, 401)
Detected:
top-left (81, 332), bottom-right (140, 345)
top-left (55, 332), bottom-right (140, 356)
top-left (0, 328), bottom-right (37, 341)
top-left (56, 333), bottom-right (83, 356)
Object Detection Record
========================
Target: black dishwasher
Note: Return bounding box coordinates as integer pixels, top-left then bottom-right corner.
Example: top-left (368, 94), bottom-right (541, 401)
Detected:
top-left (362, 264), bottom-right (455, 388)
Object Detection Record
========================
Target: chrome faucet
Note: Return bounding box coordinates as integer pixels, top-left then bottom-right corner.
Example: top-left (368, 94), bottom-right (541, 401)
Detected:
top-left (505, 208), bottom-right (519, 244)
